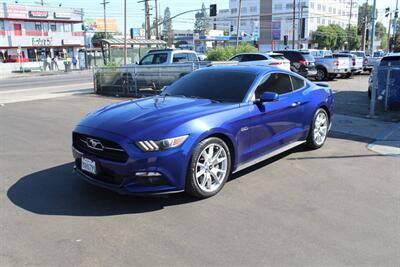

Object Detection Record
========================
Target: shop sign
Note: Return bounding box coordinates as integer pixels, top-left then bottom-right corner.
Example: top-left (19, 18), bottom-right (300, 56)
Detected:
top-left (62, 39), bottom-right (81, 46)
top-left (54, 12), bottom-right (71, 19)
top-left (29, 11), bottom-right (49, 18)
top-left (32, 37), bottom-right (53, 46)
top-left (6, 4), bottom-right (28, 19)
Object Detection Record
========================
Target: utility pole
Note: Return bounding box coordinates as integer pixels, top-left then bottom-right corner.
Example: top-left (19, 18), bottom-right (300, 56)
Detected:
top-left (370, 0), bottom-right (377, 52)
top-left (235, 0), bottom-right (242, 47)
top-left (362, 16), bottom-right (368, 51)
top-left (394, 0), bottom-right (399, 50)
top-left (348, 0), bottom-right (353, 50)
top-left (292, 0), bottom-right (296, 49)
top-left (155, 0), bottom-right (159, 39)
top-left (100, 0), bottom-right (110, 39)
top-left (41, 0), bottom-right (44, 6)
top-left (124, 0), bottom-right (127, 65)
top-left (387, 9), bottom-right (392, 52)
top-left (145, 0), bottom-right (151, 39)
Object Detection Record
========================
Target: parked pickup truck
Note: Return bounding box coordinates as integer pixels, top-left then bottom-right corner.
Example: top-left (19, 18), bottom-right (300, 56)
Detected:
top-left (309, 49), bottom-right (351, 81)
top-left (94, 50), bottom-right (234, 96)
top-left (365, 51), bottom-right (385, 72)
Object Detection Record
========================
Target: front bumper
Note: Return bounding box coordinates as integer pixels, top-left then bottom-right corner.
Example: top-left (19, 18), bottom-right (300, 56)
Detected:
top-left (72, 127), bottom-right (191, 195)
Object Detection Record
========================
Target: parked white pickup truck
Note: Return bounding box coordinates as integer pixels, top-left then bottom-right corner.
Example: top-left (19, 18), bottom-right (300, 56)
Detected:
top-left (309, 49), bottom-right (351, 81)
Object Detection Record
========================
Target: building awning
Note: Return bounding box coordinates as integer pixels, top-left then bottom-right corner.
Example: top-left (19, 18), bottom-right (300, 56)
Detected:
top-left (101, 38), bottom-right (167, 46)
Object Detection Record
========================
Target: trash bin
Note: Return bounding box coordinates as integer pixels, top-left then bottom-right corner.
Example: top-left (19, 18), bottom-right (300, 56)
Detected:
top-left (64, 61), bottom-right (72, 72)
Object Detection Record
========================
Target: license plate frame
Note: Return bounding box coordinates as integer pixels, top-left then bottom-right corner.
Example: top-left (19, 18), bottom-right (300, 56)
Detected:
top-left (81, 157), bottom-right (97, 175)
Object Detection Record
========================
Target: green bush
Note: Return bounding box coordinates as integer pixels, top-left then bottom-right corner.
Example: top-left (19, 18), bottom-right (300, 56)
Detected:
top-left (207, 43), bottom-right (258, 61)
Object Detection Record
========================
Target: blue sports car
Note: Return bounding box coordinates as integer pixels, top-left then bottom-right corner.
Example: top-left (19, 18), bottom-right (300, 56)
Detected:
top-left (72, 66), bottom-right (333, 198)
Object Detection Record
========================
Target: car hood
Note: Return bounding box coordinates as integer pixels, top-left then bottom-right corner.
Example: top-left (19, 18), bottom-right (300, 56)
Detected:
top-left (78, 96), bottom-right (238, 139)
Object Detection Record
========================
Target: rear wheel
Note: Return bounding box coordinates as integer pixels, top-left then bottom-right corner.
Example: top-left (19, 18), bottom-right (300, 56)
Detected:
top-left (186, 137), bottom-right (231, 198)
top-left (306, 109), bottom-right (329, 149)
top-left (315, 67), bottom-right (327, 81)
top-left (345, 72), bottom-right (353, 78)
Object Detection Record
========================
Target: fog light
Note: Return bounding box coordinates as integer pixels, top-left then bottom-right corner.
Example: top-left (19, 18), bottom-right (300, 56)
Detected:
top-left (135, 172), bottom-right (162, 177)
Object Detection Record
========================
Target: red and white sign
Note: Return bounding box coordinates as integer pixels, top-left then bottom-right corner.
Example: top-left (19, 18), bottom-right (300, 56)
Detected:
top-left (29, 11), bottom-right (49, 18)
top-left (6, 4), bottom-right (28, 19)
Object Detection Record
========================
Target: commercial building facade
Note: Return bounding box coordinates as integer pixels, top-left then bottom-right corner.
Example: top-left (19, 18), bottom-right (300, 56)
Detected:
top-left (0, 3), bottom-right (85, 62)
top-left (213, 0), bottom-right (359, 51)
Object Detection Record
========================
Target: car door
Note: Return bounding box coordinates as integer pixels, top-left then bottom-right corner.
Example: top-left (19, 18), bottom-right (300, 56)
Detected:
top-left (248, 72), bottom-right (305, 158)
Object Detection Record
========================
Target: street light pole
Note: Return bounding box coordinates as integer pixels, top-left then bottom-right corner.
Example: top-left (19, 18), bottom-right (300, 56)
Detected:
top-left (100, 0), bottom-right (110, 39)
top-left (155, 0), bottom-right (159, 39)
top-left (124, 0), bottom-right (127, 65)
top-left (236, 0), bottom-right (242, 47)
top-left (370, 0), bottom-right (377, 52)
top-left (292, 0), bottom-right (296, 49)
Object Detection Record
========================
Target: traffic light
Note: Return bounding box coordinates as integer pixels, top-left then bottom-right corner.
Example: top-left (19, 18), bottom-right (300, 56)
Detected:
top-left (210, 4), bottom-right (217, 17)
top-left (230, 25), bottom-right (234, 32)
top-left (283, 35), bottom-right (288, 46)
top-left (385, 7), bottom-right (390, 17)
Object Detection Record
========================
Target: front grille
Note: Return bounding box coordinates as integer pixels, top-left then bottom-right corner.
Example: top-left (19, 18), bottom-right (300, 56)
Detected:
top-left (73, 132), bottom-right (129, 163)
top-left (76, 158), bottom-right (125, 185)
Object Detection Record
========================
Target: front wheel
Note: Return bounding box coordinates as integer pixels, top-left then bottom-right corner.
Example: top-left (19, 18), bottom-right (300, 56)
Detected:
top-left (186, 137), bottom-right (231, 198)
top-left (315, 67), bottom-right (327, 81)
top-left (306, 109), bottom-right (329, 149)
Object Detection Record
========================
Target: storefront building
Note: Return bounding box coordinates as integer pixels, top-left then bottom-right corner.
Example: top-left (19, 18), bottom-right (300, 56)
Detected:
top-left (0, 3), bottom-right (85, 62)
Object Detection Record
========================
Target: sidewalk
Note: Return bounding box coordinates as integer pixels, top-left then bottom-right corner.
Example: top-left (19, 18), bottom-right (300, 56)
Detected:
top-left (0, 69), bottom-right (92, 80)
top-left (332, 114), bottom-right (400, 157)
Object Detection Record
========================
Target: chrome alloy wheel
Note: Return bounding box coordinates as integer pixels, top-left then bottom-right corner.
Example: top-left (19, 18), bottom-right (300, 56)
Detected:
top-left (313, 111), bottom-right (328, 146)
top-left (195, 143), bottom-right (228, 193)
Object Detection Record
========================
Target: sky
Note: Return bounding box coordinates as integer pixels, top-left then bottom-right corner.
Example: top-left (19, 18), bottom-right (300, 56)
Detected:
top-left (2, 0), bottom-right (397, 32)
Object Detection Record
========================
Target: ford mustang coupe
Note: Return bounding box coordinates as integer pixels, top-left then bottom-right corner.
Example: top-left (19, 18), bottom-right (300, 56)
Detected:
top-left (72, 66), bottom-right (333, 198)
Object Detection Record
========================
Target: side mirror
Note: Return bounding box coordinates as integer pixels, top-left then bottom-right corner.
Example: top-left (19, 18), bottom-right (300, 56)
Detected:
top-left (259, 92), bottom-right (279, 103)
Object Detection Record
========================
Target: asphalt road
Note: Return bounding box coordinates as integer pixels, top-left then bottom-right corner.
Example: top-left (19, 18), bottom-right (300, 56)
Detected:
top-left (0, 71), bottom-right (92, 91)
top-left (1, 75), bottom-right (399, 266)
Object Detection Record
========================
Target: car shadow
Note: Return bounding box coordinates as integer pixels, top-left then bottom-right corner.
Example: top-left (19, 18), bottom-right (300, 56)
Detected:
top-left (7, 162), bottom-right (199, 216)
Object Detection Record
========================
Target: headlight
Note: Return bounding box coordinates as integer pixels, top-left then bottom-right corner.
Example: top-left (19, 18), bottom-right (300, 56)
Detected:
top-left (136, 135), bottom-right (189, 152)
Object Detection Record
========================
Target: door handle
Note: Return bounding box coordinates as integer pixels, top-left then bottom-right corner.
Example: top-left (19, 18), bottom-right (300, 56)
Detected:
top-left (291, 101), bottom-right (301, 107)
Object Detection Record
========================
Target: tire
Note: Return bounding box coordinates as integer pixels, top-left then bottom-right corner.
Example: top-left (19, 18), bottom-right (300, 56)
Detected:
top-left (327, 74), bottom-right (336, 81)
top-left (345, 72), bottom-right (353, 78)
top-left (186, 137), bottom-right (231, 198)
top-left (315, 67), bottom-right (327, 81)
top-left (306, 108), bottom-right (330, 149)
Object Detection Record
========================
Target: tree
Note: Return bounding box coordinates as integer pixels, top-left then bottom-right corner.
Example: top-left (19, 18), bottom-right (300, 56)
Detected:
top-left (91, 32), bottom-right (113, 47)
top-left (311, 25), bottom-right (339, 49)
top-left (194, 3), bottom-right (210, 35)
top-left (347, 25), bottom-right (361, 50)
top-left (375, 22), bottom-right (388, 50)
top-left (162, 7), bottom-right (174, 46)
top-left (395, 20), bottom-right (400, 52)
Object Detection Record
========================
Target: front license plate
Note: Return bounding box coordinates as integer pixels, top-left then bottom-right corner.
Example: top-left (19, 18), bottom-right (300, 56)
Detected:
top-left (81, 157), bottom-right (96, 175)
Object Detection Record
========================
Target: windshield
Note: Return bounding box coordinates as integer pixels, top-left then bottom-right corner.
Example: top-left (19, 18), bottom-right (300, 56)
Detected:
top-left (162, 69), bottom-right (256, 103)
top-left (351, 52), bottom-right (365, 57)
top-left (301, 52), bottom-right (315, 62)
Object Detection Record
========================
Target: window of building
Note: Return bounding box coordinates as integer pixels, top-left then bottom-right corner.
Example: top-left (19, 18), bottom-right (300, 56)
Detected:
top-left (57, 23), bottom-right (64, 32)
top-left (231, 8), bottom-right (237, 14)
top-left (50, 23), bottom-right (56, 31)
top-left (0, 21), bottom-right (4, 30)
top-left (64, 23), bottom-right (71, 32)
top-left (333, 8), bottom-right (336, 14)
top-left (328, 7), bottom-right (332, 13)
top-left (25, 22), bottom-right (35, 30)
top-left (322, 5), bottom-right (326, 11)
top-left (322, 19), bottom-right (325, 25)
top-left (317, 4), bottom-right (321, 10)
top-left (317, 17), bottom-right (320, 24)
top-left (250, 6), bottom-right (257, 13)
top-left (274, 3), bottom-right (283, 10)
top-left (42, 22), bottom-right (49, 32)
top-left (286, 3), bottom-right (293, 9)
top-left (241, 7), bottom-right (247, 13)
top-left (310, 2), bottom-right (314, 9)
top-left (35, 23), bottom-right (42, 31)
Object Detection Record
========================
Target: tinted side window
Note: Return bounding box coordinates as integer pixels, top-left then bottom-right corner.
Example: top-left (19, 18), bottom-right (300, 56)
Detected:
top-left (291, 76), bottom-right (306, 90)
top-left (255, 73), bottom-right (293, 98)
top-left (188, 53), bottom-right (198, 61)
top-left (250, 54), bottom-right (267, 61)
top-left (241, 55), bottom-right (253, 62)
top-left (230, 55), bottom-right (243, 62)
top-left (153, 53), bottom-right (168, 64)
top-left (140, 54), bottom-right (154, 65)
top-left (173, 53), bottom-right (188, 63)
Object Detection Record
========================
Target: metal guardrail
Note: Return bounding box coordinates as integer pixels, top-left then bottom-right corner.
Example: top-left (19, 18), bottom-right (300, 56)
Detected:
top-left (370, 62), bottom-right (400, 115)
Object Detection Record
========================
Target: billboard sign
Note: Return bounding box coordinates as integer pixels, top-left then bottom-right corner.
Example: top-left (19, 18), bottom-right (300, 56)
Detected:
top-left (84, 18), bottom-right (118, 33)
top-left (29, 11), bottom-right (49, 18)
top-left (6, 4), bottom-right (27, 19)
top-left (272, 21), bottom-right (281, 40)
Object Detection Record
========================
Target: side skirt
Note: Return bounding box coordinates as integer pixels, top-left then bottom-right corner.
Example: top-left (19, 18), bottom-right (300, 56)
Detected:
top-left (233, 140), bottom-right (306, 173)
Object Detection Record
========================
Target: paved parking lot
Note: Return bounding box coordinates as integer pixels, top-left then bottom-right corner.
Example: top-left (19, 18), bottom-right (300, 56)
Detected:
top-left (1, 75), bottom-right (399, 266)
